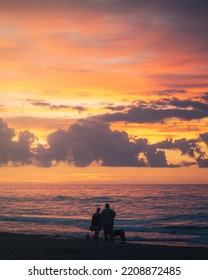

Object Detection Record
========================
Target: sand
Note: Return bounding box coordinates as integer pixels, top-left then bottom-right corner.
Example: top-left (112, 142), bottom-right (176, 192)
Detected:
top-left (0, 232), bottom-right (207, 260)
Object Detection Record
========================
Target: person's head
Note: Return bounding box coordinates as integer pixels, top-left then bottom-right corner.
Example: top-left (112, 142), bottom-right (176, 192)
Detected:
top-left (105, 203), bottom-right (110, 209)
top-left (96, 207), bottom-right (101, 213)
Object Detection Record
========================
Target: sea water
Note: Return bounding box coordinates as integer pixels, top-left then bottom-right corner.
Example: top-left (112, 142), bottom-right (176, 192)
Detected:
top-left (0, 184), bottom-right (207, 247)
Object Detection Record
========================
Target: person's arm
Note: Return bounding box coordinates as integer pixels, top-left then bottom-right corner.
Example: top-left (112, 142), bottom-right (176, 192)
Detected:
top-left (100, 211), bottom-right (104, 225)
top-left (91, 214), bottom-right (95, 226)
top-left (111, 209), bottom-right (116, 218)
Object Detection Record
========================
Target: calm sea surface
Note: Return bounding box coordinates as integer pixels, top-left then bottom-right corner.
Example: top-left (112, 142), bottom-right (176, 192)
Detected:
top-left (0, 184), bottom-right (208, 247)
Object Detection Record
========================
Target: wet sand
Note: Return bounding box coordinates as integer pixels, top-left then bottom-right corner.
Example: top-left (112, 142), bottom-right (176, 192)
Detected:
top-left (0, 232), bottom-right (207, 260)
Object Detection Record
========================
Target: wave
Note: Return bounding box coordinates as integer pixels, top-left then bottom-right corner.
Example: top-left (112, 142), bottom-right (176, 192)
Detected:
top-left (53, 196), bottom-right (71, 201)
top-left (2, 214), bottom-right (207, 235)
top-left (1, 215), bottom-right (208, 246)
top-left (0, 215), bottom-right (89, 227)
top-left (160, 225), bottom-right (208, 235)
top-left (160, 213), bottom-right (208, 222)
top-left (53, 195), bottom-right (116, 202)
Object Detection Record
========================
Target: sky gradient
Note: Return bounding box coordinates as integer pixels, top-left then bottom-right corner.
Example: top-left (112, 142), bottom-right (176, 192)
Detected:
top-left (0, 0), bottom-right (208, 184)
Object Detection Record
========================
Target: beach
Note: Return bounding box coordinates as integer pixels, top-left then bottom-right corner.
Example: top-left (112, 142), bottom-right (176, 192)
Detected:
top-left (0, 232), bottom-right (207, 260)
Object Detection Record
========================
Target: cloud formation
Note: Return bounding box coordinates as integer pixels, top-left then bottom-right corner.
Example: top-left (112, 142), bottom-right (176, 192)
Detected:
top-left (151, 138), bottom-right (203, 159)
top-left (154, 89), bottom-right (187, 96)
top-left (0, 117), bottom-right (207, 168)
top-left (200, 133), bottom-right (208, 146)
top-left (35, 120), bottom-right (146, 167)
top-left (196, 156), bottom-right (208, 168)
top-left (94, 97), bottom-right (208, 123)
top-left (0, 118), bottom-right (35, 165)
top-left (27, 99), bottom-right (87, 113)
top-left (31, 120), bottom-right (208, 168)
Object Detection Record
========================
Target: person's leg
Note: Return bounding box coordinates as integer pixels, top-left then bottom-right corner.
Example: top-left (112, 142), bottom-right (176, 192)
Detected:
top-left (94, 228), bottom-right (99, 242)
top-left (121, 231), bottom-right (126, 243)
top-left (103, 226), bottom-right (109, 242)
top-left (109, 225), bottom-right (114, 242)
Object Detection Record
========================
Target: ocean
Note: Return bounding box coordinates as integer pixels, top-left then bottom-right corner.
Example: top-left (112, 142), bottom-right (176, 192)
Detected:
top-left (0, 184), bottom-right (208, 247)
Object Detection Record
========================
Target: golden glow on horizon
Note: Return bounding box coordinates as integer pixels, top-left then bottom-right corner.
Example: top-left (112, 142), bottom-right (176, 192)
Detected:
top-left (0, 165), bottom-right (207, 185)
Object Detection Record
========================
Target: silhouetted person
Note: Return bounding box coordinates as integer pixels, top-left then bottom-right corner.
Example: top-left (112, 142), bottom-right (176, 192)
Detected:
top-left (91, 207), bottom-right (102, 242)
top-left (101, 203), bottom-right (116, 242)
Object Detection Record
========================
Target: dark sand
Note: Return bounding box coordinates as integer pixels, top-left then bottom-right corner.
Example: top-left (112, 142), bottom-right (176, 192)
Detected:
top-left (0, 232), bottom-right (207, 260)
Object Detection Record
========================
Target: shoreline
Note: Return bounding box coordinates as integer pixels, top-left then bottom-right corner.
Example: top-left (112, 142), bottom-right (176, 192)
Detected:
top-left (0, 231), bottom-right (207, 260)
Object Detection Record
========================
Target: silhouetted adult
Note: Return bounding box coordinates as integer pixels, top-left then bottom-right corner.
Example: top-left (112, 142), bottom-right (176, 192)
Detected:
top-left (91, 207), bottom-right (102, 242)
top-left (100, 203), bottom-right (116, 242)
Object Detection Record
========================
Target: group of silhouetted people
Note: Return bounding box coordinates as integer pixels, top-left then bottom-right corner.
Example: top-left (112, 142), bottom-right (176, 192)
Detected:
top-left (91, 203), bottom-right (116, 242)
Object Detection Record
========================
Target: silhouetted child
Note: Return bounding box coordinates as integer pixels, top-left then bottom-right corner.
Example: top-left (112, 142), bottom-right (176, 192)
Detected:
top-left (91, 207), bottom-right (102, 242)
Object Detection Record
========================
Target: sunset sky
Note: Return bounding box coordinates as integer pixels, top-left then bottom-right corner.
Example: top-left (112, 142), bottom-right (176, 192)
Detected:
top-left (0, 0), bottom-right (208, 184)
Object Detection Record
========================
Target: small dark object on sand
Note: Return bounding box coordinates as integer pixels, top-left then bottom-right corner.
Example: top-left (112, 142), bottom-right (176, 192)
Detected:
top-left (113, 230), bottom-right (126, 243)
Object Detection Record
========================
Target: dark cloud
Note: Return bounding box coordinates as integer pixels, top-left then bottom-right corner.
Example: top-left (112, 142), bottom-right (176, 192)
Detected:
top-left (35, 144), bottom-right (52, 168)
top-left (178, 161), bottom-right (195, 167)
top-left (151, 139), bottom-right (175, 150)
top-left (28, 100), bottom-right (70, 110)
top-left (0, 118), bottom-right (35, 165)
top-left (155, 89), bottom-right (187, 96)
top-left (0, 119), bottom-right (15, 164)
top-left (35, 120), bottom-right (146, 167)
top-left (201, 92), bottom-right (208, 102)
top-left (105, 105), bottom-right (126, 112)
top-left (11, 130), bottom-right (35, 165)
top-left (200, 133), bottom-right (208, 146)
top-left (196, 156), bottom-right (208, 168)
top-left (50, 104), bottom-right (87, 113)
top-left (27, 99), bottom-right (87, 113)
top-left (35, 120), bottom-right (173, 168)
top-left (174, 138), bottom-right (202, 158)
top-left (93, 97), bottom-right (208, 124)
top-left (34, 120), bottom-right (207, 168)
top-left (145, 148), bottom-right (168, 167)
top-left (0, 118), bottom-right (207, 168)
top-left (30, 101), bottom-right (51, 107)
top-left (96, 106), bottom-right (208, 124)
top-left (169, 98), bottom-right (208, 111)
top-left (50, 104), bottom-right (71, 110)
top-left (151, 138), bottom-right (203, 159)
top-left (71, 106), bottom-right (87, 114)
